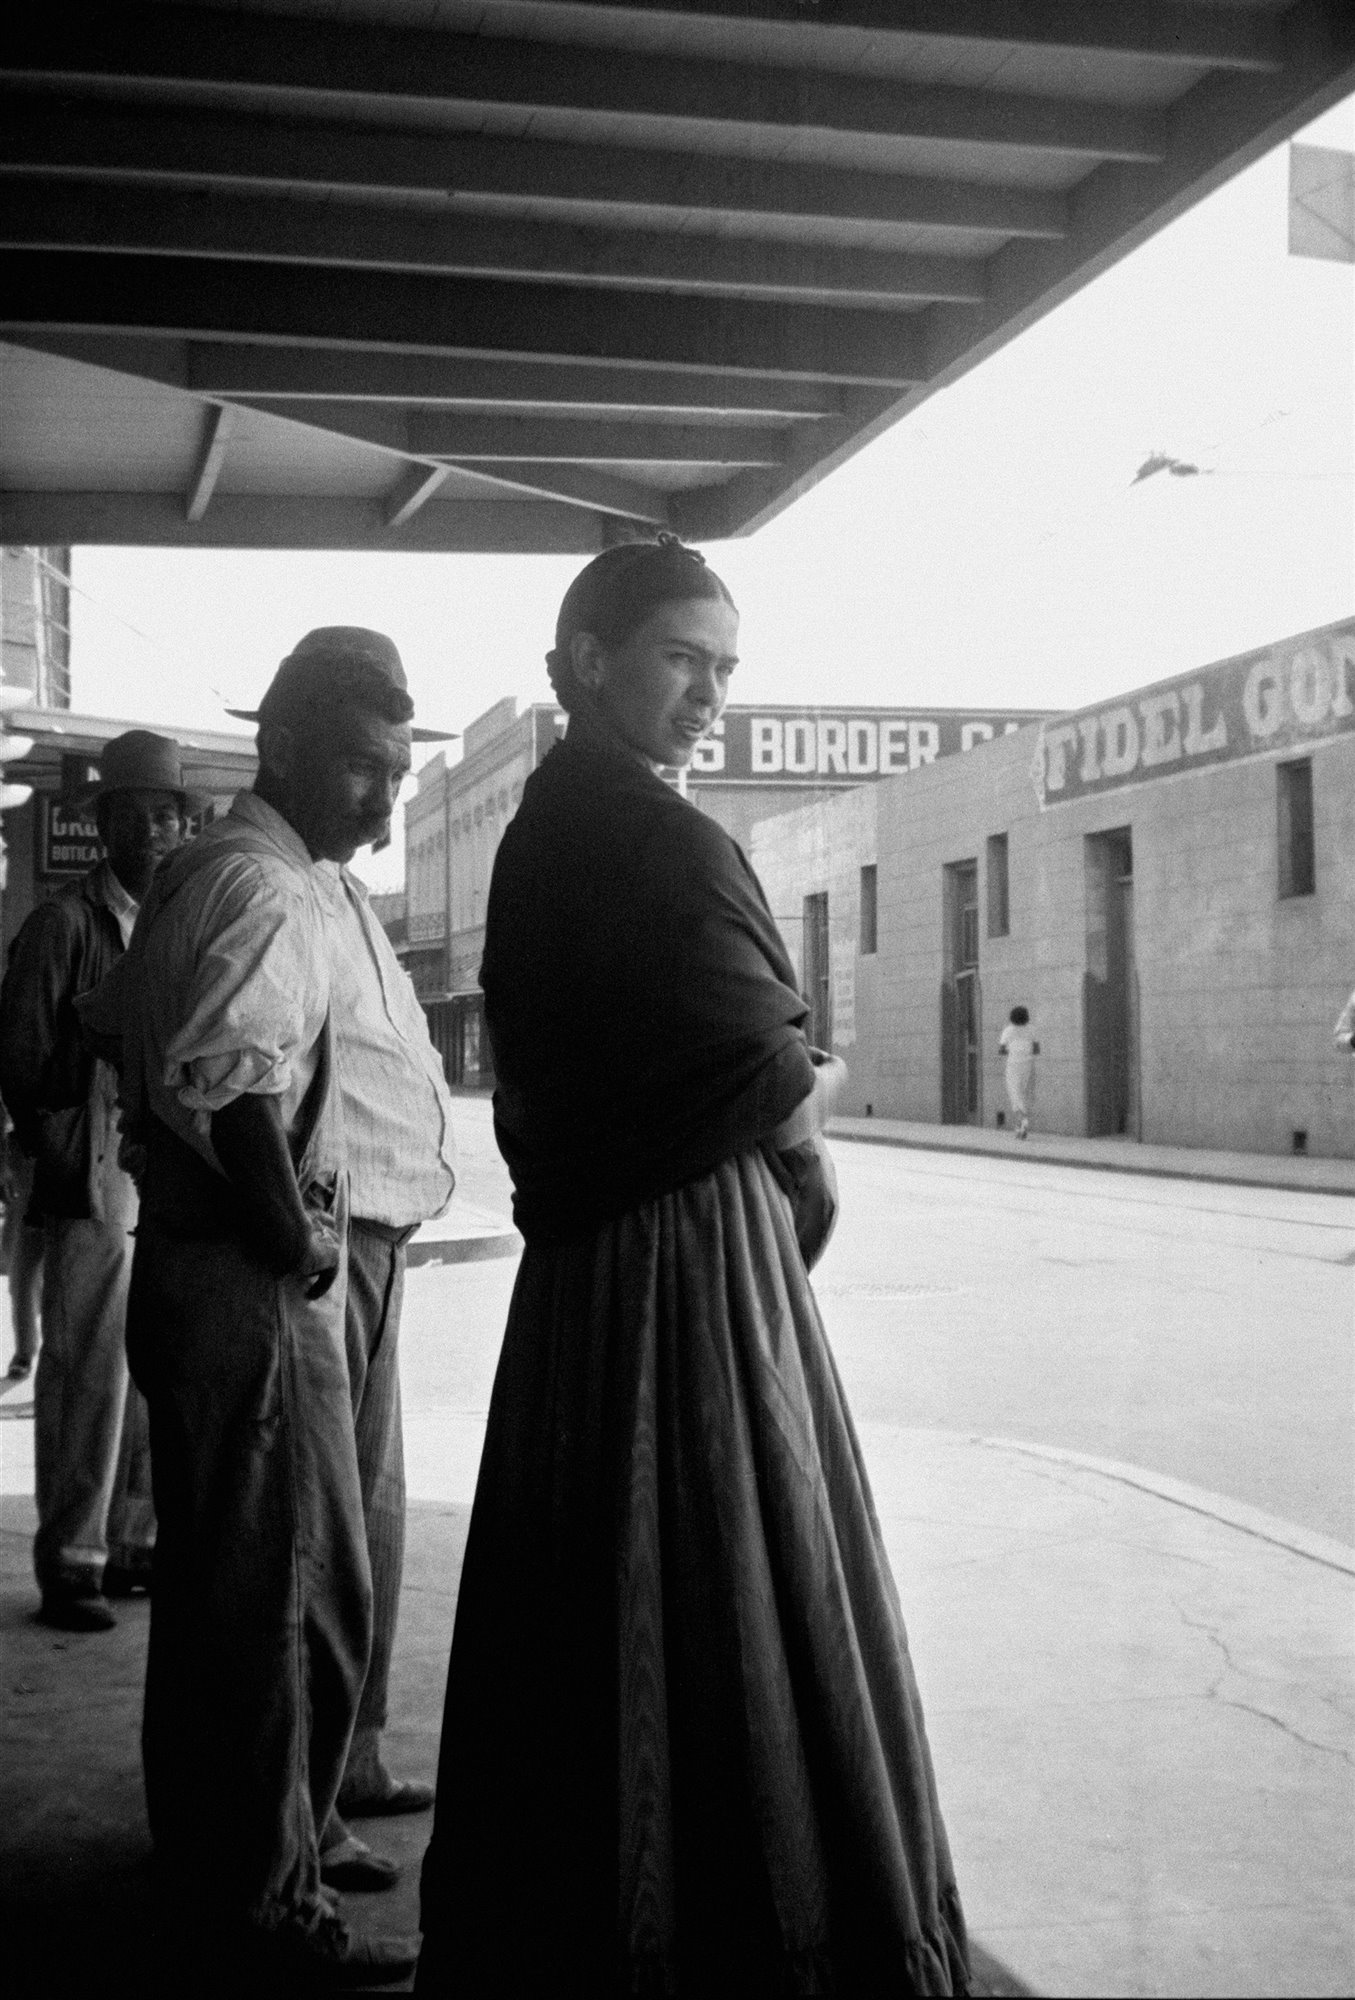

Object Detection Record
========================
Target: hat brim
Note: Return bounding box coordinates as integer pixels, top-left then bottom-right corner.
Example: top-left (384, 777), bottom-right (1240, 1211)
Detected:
top-left (226, 707), bottom-right (457, 743)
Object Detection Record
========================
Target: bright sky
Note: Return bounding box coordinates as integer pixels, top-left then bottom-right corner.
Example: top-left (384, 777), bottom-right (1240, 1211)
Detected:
top-left (66, 98), bottom-right (1355, 892)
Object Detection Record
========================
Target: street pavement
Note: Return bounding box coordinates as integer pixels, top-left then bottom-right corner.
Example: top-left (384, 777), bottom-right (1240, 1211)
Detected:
top-left (2, 1097), bottom-right (1351, 1995)
top-left (399, 1101), bottom-right (1355, 1997)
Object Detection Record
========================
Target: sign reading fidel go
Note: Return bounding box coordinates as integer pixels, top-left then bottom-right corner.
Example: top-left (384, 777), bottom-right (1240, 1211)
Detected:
top-left (1033, 619), bottom-right (1355, 807)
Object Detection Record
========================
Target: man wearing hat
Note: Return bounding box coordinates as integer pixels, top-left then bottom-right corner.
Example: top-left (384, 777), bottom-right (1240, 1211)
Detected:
top-left (0, 730), bottom-right (198, 1631)
top-left (102, 631), bottom-right (425, 1985)
top-left (289, 633), bottom-right (457, 1886)
top-left (228, 628), bottom-right (459, 1888)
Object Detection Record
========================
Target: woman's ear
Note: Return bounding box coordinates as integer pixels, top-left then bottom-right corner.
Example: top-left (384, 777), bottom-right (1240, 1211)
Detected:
top-left (569, 631), bottom-right (606, 695)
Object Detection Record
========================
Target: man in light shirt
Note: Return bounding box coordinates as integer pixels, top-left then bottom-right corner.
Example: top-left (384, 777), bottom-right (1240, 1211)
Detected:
top-left (103, 636), bottom-right (421, 1987)
top-left (0, 731), bottom-right (195, 1630)
top-left (304, 633), bottom-right (459, 1892)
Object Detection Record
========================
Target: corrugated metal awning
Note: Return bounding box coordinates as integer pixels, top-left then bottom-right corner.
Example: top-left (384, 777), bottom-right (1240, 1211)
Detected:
top-left (2, 0), bottom-right (1352, 552)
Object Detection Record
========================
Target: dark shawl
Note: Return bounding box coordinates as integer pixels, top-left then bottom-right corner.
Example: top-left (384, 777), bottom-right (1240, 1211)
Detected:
top-left (482, 718), bottom-right (815, 1241)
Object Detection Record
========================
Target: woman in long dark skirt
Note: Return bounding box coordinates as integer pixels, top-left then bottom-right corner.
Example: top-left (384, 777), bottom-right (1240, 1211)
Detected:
top-left (417, 540), bottom-right (970, 1997)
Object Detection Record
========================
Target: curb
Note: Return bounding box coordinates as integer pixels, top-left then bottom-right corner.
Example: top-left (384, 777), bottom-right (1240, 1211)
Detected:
top-left (407, 1228), bottom-right (521, 1268)
top-left (827, 1123), bottom-right (1355, 1200)
top-left (968, 1433), bottom-right (1355, 1576)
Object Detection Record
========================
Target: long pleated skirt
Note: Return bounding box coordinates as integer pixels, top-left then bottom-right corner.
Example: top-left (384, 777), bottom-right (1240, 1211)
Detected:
top-left (416, 1148), bottom-right (970, 1997)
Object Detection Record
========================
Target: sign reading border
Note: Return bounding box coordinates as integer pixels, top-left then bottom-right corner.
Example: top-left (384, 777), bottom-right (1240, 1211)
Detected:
top-left (535, 704), bottom-right (1045, 783)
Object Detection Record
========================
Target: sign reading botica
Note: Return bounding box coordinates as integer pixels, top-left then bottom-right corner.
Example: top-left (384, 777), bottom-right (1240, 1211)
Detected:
top-left (37, 799), bottom-right (102, 877)
top-left (1033, 618), bottom-right (1355, 808)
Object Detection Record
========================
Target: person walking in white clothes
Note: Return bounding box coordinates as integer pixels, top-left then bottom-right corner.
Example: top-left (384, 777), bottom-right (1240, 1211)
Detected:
top-left (999, 1005), bottom-right (1040, 1140)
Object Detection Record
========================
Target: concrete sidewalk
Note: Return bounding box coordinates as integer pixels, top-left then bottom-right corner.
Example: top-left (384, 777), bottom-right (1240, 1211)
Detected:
top-left (400, 1384), bottom-right (1355, 1998)
top-left (2, 1122), bottom-right (1351, 1996)
top-left (2, 1408), bottom-right (1349, 1997)
top-left (828, 1115), bottom-right (1355, 1198)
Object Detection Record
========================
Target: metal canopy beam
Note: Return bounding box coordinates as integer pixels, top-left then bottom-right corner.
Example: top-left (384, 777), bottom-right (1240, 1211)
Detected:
top-left (0, 489), bottom-right (610, 552)
top-left (14, 333), bottom-right (849, 418)
top-left (238, 404), bottom-right (789, 466)
top-left (520, 0), bottom-right (1283, 72)
top-left (0, 250), bottom-right (927, 386)
top-left (1, 10), bottom-right (1164, 162)
top-left (382, 463), bottom-right (451, 530)
top-left (0, 180), bottom-right (989, 309)
top-left (447, 462), bottom-right (669, 522)
top-left (185, 401), bottom-right (235, 523)
top-left (0, 100), bottom-right (1070, 243)
top-left (681, 0), bottom-right (1355, 537)
top-left (188, 390), bottom-right (670, 520)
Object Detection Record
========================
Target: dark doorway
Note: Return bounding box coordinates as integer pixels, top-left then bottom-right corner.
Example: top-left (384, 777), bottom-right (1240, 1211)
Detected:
top-left (803, 892), bottom-right (831, 1050)
top-left (941, 860), bottom-right (982, 1124)
top-left (1083, 829), bottom-right (1139, 1137)
top-left (424, 992), bottom-right (493, 1089)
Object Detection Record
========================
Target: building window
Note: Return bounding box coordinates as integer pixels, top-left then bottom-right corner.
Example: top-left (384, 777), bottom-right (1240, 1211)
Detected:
top-left (803, 892), bottom-right (831, 1049)
top-left (986, 832), bottom-right (1009, 938)
top-left (859, 864), bottom-right (878, 955)
top-left (1277, 758), bottom-right (1315, 898)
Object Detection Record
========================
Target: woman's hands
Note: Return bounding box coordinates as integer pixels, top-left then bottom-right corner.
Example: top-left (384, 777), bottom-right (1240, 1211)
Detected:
top-left (769, 1047), bottom-right (847, 1152)
top-left (809, 1048), bottom-right (847, 1116)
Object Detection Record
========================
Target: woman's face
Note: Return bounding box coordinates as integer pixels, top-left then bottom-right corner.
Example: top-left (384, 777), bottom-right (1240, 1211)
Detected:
top-left (577, 596), bottom-right (739, 770)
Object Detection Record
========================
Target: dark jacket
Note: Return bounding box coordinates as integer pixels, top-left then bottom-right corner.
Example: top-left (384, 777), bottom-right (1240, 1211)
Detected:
top-left (482, 716), bottom-right (816, 1242)
top-left (0, 864), bottom-right (127, 1219)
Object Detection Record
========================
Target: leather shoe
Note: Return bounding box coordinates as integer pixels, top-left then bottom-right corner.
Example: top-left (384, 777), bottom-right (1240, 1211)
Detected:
top-left (253, 1909), bottom-right (418, 1989)
top-left (103, 1559), bottom-right (153, 1599)
top-left (320, 1833), bottom-right (400, 1893)
top-left (38, 1587), bottom-right (116, 1632)
top-left (337, 1772), bottom-right (435, 1817)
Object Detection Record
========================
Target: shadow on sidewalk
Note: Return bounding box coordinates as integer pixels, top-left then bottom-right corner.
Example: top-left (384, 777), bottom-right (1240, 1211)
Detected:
top-left (0, 1494), bottom-right (466, 1996)
top-left (0, 1491), bottom-right (1028, 1996)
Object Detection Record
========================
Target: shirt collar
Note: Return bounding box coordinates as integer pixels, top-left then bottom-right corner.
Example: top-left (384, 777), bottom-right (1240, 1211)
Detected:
top-left (90, 857), bottom-right (139, 922)
top-left (229, 790), bottom-right (317, 871)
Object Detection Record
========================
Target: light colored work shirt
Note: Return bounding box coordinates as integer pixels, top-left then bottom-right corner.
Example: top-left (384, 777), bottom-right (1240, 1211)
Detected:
top-left (316, 862), bottom-right (456, 1228)
top-left (97, 860), bottom-right (139, 947)
top-left (90, 861), bottom-right (139, 1223)
top-left (111, 791), bottom-right (329, 1174)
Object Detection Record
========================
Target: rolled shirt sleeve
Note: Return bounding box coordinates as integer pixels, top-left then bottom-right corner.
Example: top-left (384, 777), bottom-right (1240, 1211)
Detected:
top-left (162, 865), bottom-right (322, 1117)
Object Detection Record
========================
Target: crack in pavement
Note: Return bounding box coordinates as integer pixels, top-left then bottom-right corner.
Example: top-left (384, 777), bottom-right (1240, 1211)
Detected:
top-left (1173, 1596), bottom-right (1355, 1766)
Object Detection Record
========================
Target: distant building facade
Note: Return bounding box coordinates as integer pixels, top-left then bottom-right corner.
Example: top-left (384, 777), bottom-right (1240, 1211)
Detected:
top-left (401, 694), bottom-right (1046, 1085)
top-left (1, 546), bottom-right (70, 710)
top-left (752, 618), bottom-right (1355, 1159)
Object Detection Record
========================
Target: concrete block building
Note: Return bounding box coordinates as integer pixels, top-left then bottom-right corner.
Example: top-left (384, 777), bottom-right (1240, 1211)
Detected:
top-left (753, 618), bottom-right (1355, 1159)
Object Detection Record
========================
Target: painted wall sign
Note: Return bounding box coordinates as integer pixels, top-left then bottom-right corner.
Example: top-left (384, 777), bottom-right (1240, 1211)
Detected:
top-left (1033, 618), bottom-right (1355, 808)
top-left (36, 799), bottom-right (101, 877)
top-left (830, 936), bottom-right (857, 1049)
top-left (535, 704), bottom-right (1041, 782)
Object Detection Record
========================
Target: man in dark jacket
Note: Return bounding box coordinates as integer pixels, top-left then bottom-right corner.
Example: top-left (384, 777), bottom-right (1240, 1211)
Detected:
top-left (0, 731), bottom-right (198, 1630)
